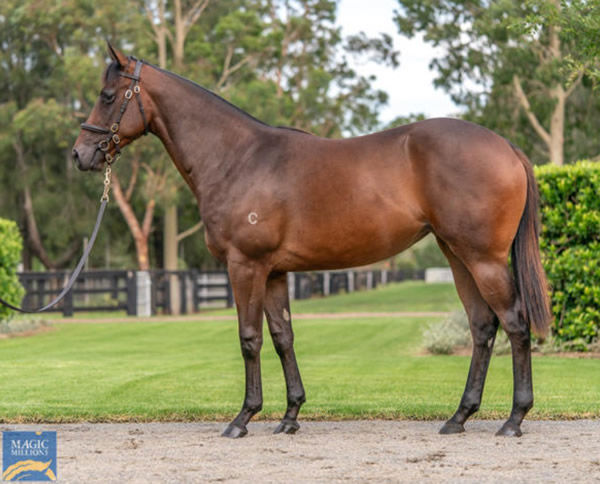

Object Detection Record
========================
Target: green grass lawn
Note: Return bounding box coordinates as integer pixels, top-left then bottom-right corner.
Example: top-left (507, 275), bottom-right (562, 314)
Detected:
top-left (0, 293), bottom-right (598, 422)
top-left (202, 281), bottom-right (461, 317)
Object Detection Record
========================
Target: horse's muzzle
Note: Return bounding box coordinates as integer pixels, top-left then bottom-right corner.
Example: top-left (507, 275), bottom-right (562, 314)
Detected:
top-left (72, 147), bottom-right (102, 172)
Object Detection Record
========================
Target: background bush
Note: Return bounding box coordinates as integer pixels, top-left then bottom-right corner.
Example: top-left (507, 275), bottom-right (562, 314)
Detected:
top-left (536, 161), bottom-right (600, 347)
top-left (0, 219), bottom-right (24, 321)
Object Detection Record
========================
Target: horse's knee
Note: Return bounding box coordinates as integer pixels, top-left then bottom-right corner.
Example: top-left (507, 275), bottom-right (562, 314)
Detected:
top-left (240, 331), bottom-right (263, 359)
top-left (271, 330), bottom-right (294, 356)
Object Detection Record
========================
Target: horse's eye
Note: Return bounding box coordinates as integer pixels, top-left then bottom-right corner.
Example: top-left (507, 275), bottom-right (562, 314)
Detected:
top-left (101, 90), bottom-right (116, 104)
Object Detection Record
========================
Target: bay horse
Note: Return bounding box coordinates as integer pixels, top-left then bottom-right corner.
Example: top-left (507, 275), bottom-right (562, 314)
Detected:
top-left (72, 44), bottom-right (551, 438)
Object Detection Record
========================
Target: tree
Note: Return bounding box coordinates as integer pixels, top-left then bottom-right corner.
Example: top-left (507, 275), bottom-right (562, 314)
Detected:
top-left (394, 0), bottom-right (600, 165)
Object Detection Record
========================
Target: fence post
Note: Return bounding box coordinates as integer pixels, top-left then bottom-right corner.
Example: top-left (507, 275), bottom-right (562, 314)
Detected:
top-left (226, 273), bottom-right (234, 308)
top-left (294, 273), bottom-right (301, 300)
top-left (136, 271), bottom-right (152, 317)
top-left (347, 271), bottom-right (354, 293)
top-left (62, 288), bottom-right (74, 317)
top-left (178, 273), bottom-right (187, 314)
top-left (366, 271), bottom-right (373, 290)
top-left (288, 272), bottom-right (295, 301)
top-left (323, 271), bottom-right (330, 296)
top-left (126, 271), bottom-right (137, 316)
top-left (191, 271), bottom-right (199, 312)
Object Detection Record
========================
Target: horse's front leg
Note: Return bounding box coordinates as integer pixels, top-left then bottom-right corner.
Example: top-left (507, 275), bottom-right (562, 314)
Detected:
top-left (264, 272), bottom-right (306, 434)
top-left (222, 260), bottom-right (268, 439)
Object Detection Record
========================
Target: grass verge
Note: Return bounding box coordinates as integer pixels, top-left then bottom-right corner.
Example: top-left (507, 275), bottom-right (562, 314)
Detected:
top-left (0, 315), bottom-right (597, 422)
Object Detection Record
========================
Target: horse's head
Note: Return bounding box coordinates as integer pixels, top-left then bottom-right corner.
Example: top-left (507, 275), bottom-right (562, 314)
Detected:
top-left (72, 42), bottom-right (152, 171)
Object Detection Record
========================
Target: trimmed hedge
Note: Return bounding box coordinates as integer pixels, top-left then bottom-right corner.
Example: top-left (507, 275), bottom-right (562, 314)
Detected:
top-left (536, 161), bottom-right (600, 346)
top-left (0, 219), bottom-right (24, 321)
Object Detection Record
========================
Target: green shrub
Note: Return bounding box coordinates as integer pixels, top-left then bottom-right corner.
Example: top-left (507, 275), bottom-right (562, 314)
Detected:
top-left (423, 311), bottom-right (470, 354)
top-left (536, 161), bottom-right (600, 347)
top-left (0, 219), bottom-right (24, 321)
top-left (423, 310), bottom-right (512, 356)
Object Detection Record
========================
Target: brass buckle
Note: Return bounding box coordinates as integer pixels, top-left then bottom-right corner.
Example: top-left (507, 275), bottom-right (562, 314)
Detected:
top-left (133, 85), bottom-right (141, 94)
top-left (125, 89), bottom-right (133, 100)
top-left (101, 164), bottom-right (112, 202)
top-left (104, 152), bottom-right (113, 163)
top-left (112, 134), bottom-right (120, 144)
top-left (111, 123), bottom-right (119, 133)
top-left (98, 140), bottom-right (110, 152)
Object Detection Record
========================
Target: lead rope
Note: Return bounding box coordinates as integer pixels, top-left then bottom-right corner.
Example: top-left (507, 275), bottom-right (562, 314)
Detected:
top-left (0, 163), bottom-right (112, 313)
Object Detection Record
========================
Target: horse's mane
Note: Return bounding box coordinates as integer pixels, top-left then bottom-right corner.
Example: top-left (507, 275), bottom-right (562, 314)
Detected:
top-left (126, 58), bottom-right (311, 135)
top-left (276, 125), bottom-right (314, 135)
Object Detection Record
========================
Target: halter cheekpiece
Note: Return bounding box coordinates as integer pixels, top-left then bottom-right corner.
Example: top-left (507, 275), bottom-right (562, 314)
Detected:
top-left (80, 57), bottom-right (149, 164)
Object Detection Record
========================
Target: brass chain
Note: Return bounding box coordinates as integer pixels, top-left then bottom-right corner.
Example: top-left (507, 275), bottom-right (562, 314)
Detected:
top-left (101, 163), bottom-right (112, 202)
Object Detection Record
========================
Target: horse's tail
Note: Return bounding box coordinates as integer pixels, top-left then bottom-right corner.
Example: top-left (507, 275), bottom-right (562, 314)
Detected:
top-left (510, 145), bottom-right (552, 338)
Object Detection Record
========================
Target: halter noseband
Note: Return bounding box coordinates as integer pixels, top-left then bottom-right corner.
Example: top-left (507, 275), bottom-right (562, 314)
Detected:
top-left (80, 57), bottom-right (149, 164)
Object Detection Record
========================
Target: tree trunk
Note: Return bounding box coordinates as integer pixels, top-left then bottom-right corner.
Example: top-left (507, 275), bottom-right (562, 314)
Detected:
top-left (511, 3), bottom-right (567, 166)
top-left (111, 173), bottom-right (154, 271)
top-left (549, 85), bottom-right (565, 166)
top-left (164, 204), bottom-right (180, 313)
top-left (547, 16), bottom-right (565, 166)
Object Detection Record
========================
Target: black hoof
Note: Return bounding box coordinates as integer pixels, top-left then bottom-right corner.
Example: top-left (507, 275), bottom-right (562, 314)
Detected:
top-left (439, 421), bottom-right (465, 435)
top-left (274, 420), bottom-right (300, 435)
top-left (222, 423), bottom-right (248, 438)
top-left (495, 421), bottom-right (522, 437)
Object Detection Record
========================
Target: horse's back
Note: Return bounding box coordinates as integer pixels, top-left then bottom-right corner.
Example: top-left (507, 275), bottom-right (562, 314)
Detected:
top-left (251, 118), bottom-right (527, 271)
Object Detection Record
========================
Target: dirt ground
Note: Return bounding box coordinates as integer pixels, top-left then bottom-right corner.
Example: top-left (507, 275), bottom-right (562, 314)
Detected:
top-left (2, 420), bottom-right (598, 483)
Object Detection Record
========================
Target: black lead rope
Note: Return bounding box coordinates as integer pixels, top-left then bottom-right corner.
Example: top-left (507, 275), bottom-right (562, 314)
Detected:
top-left (0, 165), bottom-right (112, 313)
top-left (0, 199), bottom-right (108, 313)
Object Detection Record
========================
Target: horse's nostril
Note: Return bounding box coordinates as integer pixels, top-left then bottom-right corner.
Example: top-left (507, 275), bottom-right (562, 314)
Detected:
top-left (72, 148), bottom-right (83, 169)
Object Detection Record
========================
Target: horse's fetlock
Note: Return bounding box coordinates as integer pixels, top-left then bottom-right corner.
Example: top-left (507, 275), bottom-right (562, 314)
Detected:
top-left (245, 400), bottom-right (262, 414)
top-left (514, 392), bottom-right (533, 413)
top-left (288, 392), bottom-right (306, 408)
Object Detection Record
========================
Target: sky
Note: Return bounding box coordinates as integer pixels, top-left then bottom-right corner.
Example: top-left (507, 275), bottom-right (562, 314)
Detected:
top-left (337, 0), bottom-right (459, 123)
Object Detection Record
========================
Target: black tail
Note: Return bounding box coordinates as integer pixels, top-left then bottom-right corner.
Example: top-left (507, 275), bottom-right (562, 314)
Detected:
top-left (511, 146), bottom-right (552, 338)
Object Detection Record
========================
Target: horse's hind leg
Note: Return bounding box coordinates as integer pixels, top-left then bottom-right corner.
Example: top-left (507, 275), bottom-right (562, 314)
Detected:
top-left (466, 259), bottom-right (533, 437)
top-left (264, 272), bottom-right (306, 434)
top-left (436, 239), bottom-right (500, 434)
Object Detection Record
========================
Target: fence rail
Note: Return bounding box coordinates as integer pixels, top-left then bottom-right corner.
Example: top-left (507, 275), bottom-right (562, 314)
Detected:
top-left (16, 268), bottom-right (425, 317)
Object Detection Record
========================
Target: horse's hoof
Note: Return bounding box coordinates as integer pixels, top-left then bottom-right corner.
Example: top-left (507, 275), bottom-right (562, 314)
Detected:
top-left (222, 423), bottom-right (248, 438)
top-left (274, 420), bottom-right (300, 435)
top-left (439, 421), bottom-right (465, 435)
top-left (495, 422), bottom-right (522, 437)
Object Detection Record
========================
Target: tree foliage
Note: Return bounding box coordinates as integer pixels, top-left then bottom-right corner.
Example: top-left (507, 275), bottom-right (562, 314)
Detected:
top-left (394, 0), bottom-right (600, 165)
top-left (0, 219), bottom-right (25, 320)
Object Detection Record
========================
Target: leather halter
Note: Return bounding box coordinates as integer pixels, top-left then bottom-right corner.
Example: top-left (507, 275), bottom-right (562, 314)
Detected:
top-left (80, 57), bottom-right (149, 163)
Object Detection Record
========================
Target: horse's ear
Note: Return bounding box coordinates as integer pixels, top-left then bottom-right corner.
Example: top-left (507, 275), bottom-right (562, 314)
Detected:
top-left (106, 40), bottom-right (127, 67)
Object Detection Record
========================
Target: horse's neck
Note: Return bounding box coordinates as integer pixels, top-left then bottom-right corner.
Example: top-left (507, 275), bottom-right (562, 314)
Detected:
top-left (147, 69), bottom-right (265, 205)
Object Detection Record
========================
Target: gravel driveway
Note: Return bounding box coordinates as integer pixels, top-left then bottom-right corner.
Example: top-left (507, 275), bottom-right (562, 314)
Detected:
top-left (2, 420), bottom-right (598, 482)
